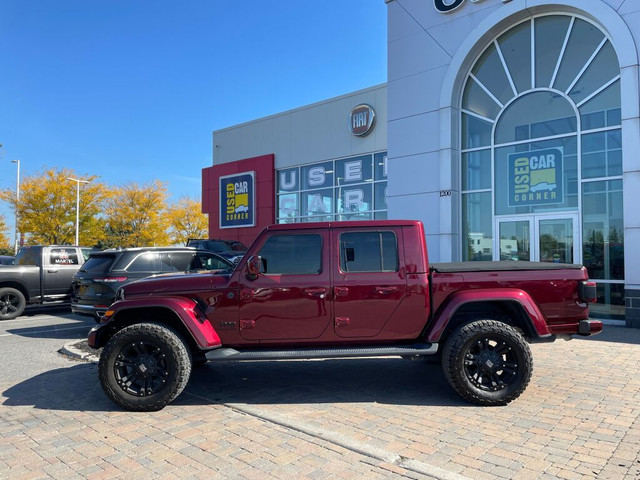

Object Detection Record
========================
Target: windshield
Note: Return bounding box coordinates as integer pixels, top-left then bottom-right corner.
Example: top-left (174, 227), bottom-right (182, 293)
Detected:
top-left (202, 241), bottom-right (226, 252)
top-left (79, 254), bottom-right (116, 273)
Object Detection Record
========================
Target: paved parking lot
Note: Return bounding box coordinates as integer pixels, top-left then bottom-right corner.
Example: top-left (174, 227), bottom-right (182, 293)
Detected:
top-left (1, 322), bottom-right (639, 480)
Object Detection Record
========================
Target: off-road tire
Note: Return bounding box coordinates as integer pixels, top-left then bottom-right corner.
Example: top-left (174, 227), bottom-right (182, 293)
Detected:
top-left (98, 322), bottom-right (192, 411)
top-left (442, 319), bottom-right (532, 406)
top-left (0, 287), bottom-right (26, 320)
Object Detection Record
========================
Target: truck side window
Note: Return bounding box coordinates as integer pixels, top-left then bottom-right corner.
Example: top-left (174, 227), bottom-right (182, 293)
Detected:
top-left (50, 248), bottom-right (79, 265)
top-left (340, 231), bottom-right (398, 273)
top-left (258, 234), bottom-right (322, 274)
top-left (15, 248), bottom-right (40, 266)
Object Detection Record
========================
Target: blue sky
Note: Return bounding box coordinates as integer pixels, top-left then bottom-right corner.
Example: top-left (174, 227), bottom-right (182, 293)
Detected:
top-left (0, 0), bottom-right (387, 244)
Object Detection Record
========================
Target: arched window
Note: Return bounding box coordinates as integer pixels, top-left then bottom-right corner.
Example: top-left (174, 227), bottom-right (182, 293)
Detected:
top-left (460, 14), bottom-right (623, 318)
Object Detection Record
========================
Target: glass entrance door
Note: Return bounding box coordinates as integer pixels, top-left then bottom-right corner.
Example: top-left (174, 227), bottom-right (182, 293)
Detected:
top-left (498, 218), bottom-right (531, 261)
top-left (496, 214), bottom-right (579, 263)
top-left (538, 217), bottom-right (574, 263)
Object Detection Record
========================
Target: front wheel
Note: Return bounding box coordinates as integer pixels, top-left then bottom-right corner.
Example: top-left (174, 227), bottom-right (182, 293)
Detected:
top-left (0, 288), bottom-right (26, 320)
top-left (441, 319), bottom-right (533, 406)
top-left (98, 322), bottom-right (192, 411)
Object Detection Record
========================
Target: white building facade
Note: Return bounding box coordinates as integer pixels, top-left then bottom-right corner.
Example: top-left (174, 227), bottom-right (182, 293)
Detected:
top-left (386, 0), bottom-right (638, 324)
top-left (206, 0), bottom-right (639, 325)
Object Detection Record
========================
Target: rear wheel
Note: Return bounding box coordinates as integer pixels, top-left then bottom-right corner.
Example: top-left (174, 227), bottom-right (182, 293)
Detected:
top-left (0, 288), bottom-right (26, 320)
top-left (442, 319), bottom-right (532, 406)
top-left (98, 322), bottom-right (192, 411)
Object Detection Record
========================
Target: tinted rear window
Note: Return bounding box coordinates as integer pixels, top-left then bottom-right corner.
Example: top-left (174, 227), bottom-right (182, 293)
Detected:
top-left (127, 252), bottom-right (162, 272)
top-left (339, 231), bottom-right (398, 272)
top-left (81, 255), bottom-right (116, 274)
top-left (15, 248), bottom-right (40, 266)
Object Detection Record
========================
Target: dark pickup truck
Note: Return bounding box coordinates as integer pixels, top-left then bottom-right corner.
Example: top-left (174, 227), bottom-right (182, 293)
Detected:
top-left (0, 245), bottom-right (91, 320)
top-left (88, 220), bottom-right (601, 411)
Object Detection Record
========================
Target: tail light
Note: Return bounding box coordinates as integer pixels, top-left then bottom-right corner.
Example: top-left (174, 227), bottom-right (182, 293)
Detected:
top-left (94, 277), bottom-right (128, 283)
top-left (579, 281), bottom-right (597, 303)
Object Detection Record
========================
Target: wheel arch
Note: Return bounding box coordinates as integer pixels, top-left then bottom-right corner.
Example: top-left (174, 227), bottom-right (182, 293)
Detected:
top-left (90, 297), bottom-right (221, 353)
top-left (110, 307), bottom-right (201, 352)
top-left (0, 282), bottom-right (30, 302)
top-left (425, 289), bottom-right (551, 344)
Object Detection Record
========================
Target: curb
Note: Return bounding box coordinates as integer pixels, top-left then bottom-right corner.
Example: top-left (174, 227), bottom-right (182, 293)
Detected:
top-left (186, 392), bottom-right (474, 480)
top-left (59, 339), bottom-right (100, 363)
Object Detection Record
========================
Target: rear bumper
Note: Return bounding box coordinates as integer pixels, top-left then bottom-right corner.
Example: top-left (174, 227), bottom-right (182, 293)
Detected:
top-left (577, 319), bottom-right (603, 336)
top-left (71, 303), bottom-right (108, 321)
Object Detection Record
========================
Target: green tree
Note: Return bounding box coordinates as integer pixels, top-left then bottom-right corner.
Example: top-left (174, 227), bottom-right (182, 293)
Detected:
top-left (102, 180), bottom-right (169, 248)
top-left (0, 168), bottom-right (108, 246)
top-left (166, 197), bottom-right (208, 245)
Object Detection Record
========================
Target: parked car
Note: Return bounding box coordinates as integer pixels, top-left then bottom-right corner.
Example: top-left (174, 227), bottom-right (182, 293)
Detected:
top-left (0, 245), bottom-right (90, 320)
top-left (71, 247), bottom-right (233, 322)
top-left (88, 220), bottom-right (601, 411)
top-left (186, 238), bottom-right (247, 263)
top-left (0, 256), bottom-right (15, 265)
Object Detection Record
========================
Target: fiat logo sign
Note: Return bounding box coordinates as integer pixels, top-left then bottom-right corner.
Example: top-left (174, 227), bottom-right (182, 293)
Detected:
top-left (349, 104), bottom-right (375, 136)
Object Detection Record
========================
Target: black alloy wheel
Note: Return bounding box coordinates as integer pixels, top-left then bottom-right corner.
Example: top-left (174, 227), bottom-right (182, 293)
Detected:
top-left (463, 336), bottom-right (519, 392)
top-left (0, 288), bottom-right (26, 320)
top-left (114, 340), bottom-right (170, 397)
top-left (442, 319), bottom-right (533, 406)
top-left (99, 322), bottom-right (192, 411)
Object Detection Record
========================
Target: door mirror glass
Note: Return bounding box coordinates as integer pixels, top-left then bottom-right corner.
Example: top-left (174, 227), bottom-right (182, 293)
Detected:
top-left (246, 255), bottom-right (263, 278)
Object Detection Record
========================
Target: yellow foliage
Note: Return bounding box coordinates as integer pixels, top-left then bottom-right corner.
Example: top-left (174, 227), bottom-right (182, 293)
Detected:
top-left (103, 180), bottom-right (170, 248)
top-left (0, 214), bottom-right (10, 250)
top-left (0, 168), bottom-right (108, 246)
top-left (0, 169), bottom-right (207, 249)
top-left (166, 197), bottom-right (208, 245)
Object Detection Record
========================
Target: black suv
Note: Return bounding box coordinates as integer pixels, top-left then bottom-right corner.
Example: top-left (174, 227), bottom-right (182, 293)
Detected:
top-left (71, 247), bottom-right (232, 322)
top-left (186, 238), bottom-right (247, 263)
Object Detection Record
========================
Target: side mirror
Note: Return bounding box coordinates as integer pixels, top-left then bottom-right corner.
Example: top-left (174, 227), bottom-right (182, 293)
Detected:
top-left (246, 255), bottom-right (262, 279)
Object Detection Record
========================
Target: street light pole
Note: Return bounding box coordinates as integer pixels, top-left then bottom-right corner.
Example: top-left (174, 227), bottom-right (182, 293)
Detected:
top-left (67, 177), bottom-right (90, 245)
top-left (11, 160), bottom-right (20, 254)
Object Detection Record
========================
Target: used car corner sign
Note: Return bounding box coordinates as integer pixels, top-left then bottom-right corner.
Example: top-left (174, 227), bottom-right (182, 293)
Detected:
top-left (219, 171), bottom-right (255, 229)
top-left (349, 104), bottom-right (375, 137)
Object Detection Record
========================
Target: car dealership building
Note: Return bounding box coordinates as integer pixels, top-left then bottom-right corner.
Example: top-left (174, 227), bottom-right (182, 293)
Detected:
top-left (202, 0), bottom-right (640, 326)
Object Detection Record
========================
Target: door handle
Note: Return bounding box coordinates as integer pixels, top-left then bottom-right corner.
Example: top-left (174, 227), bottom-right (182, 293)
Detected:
top-left (47, 269), bottom-right (59, 273)
top-left (375, 286), bottom-right (398, 295)
top-left (334, 286), bottom-right (349, 297)
top-left (303, 287), bottom-right (327, 299)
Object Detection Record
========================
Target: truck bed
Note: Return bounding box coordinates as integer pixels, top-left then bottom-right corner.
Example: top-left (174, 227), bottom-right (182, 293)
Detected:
top-left (430, 261), bottom-right (583, 273)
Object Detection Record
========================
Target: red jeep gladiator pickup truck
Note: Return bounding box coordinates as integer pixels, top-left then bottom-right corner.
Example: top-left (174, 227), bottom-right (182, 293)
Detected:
top-left (88, 220), bottom-right (601, 411)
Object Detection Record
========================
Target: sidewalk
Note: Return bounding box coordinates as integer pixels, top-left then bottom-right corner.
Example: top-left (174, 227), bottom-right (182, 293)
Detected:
top-left (2, 325), bottom-right (639, 479)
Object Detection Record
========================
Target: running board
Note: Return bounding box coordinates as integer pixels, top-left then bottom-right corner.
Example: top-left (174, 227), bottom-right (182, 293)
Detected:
top-left (205, 343), bottom-right (438, 361)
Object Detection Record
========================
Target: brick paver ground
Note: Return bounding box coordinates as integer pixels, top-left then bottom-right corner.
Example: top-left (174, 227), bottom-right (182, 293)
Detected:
top-left (1, 325), bottom-right (639, 479)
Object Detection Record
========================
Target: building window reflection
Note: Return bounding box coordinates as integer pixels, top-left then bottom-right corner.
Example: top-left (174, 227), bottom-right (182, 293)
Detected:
top-left (276, 152), bottom-right (387, 224)
top-left (460, 14), bottom-right (623, 318)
